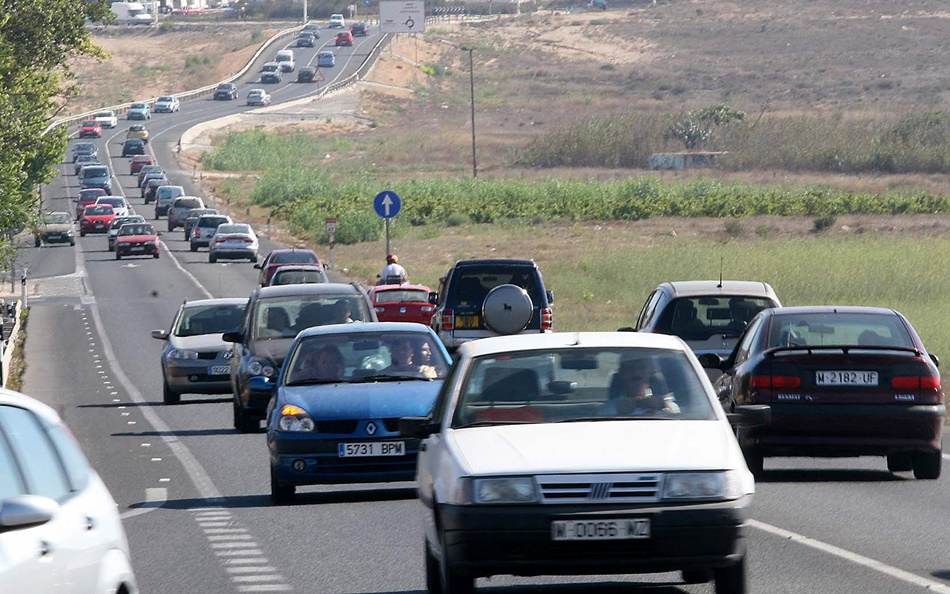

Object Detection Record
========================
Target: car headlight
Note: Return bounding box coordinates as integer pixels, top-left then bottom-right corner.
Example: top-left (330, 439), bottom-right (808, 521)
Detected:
top-left (277, 404), bottom-right (315, 431)
top-left (167, 349), bottom-right (199, 360)
top-left (663, 472), bottom-right (746, 501)
top-left (471, 477), bottom-right (539, 504)
top-left (247, 359), bottom-right (276, 377)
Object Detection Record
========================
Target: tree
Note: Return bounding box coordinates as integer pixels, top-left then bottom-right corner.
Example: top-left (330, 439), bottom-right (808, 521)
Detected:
top-left (0, 0), bottom-right (110, 243)
top-left (666, 104), bottom-right (746, 150)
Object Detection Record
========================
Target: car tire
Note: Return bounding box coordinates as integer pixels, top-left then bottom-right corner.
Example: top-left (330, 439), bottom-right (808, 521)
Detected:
top-left (168, 222), bottom-right (175, 232)
top-left (190, 243), bottom-right (197, 252)
top-left (682, 569), bottom-right (712, 584)
top-left (69, 239), bottom-right (75, 247)
top-left (425, 540), bottom-right (443, 594)
top-left (886, 453), bottom-right (913, 473)
top-left (742, 448), bottom-right (764, 476)
top-left (912, 450), bottom-right (941, 480)
top-left (249, 255), bottom-right (257, 263)
top-left (270, 467), bottom-right (296, 505)
top-left (154, 251), bottom-right (160, 259)
top-left (34, 237), bottom-right (40, 247)
top-left (210, 254), bottom-right (217, 263)
top-left (80, 230), bottom-right (86, 237)
top-left (184, 230), bottom-right (191, 240)
top-left (108, 244), bottom-right (114, 252)
top-left (163, 382), bottom-right (181, 405)
top-left (483, 284), bottom-right (533, 335)
top-left (713, 554), bottom-right (745, 594)
top-left (234, 398), bottom-right (257, 433)
top-left (115, 252), bottom-right (121, 260)
top-left (438, 528), bottom-right (474, 594)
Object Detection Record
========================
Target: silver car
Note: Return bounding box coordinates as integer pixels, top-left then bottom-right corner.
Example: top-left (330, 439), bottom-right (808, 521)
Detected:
top-left (267, 264), bottom-right (329, 286)
top-left (0, 389), bottom-right (139, 593)
top-left (166, 196), bottom-right (205, 231)
top-left (208, 223), bottom-right (259, 263)
top-left (151, 298), bottom-right (248, 404)
top-left (190, 214), bottom-right (233, 251)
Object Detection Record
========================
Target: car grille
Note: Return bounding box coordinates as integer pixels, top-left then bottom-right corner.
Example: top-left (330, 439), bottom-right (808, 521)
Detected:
top-left (537, 474), bottom-right (661, 504)
top-left (314, 418), bottom-right (401, 434)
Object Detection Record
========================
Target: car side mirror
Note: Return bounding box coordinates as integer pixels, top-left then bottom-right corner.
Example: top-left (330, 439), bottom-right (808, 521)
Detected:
top-left (727, 405), bottom-right (771, 428)
top-left (151, 329), bottom-right (169, 340)
top-left (221, 331), bottom-right (243, 343)
top-left (546, 290), bottom-right (554, 305)
top-left (0, 495), bottom-right (58, 533)
top-left (428, 291), bottom-right (439, 305)
top-left (398, 416), bottom-right (439, 438)
top-left (253, 263), bottom-right (262, 269)
top-left (930, 353), bottom-right (940, 368)
top-left (247, 376), bottom-right (274, 393)
top-left (697, 353), bottom-right (723, 369)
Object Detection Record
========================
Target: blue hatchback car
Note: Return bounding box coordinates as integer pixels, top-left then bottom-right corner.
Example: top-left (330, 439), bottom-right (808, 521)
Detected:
top-left (127, 102), bottom-right (151, 120)
top-left (257, 322), bottom-right (451, 504)
top-left (317, 50), bottom-right (336, 67)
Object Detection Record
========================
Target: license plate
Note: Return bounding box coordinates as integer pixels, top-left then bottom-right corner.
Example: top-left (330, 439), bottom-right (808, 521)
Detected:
top-left (208, 365), bottom-right (230, 375)
top-left (131, 246), bottom-right (145, 252)
top-left (551, 519), bottom-right (651, 541)
top-left (815, 371), bottom-right (878, 386)
top-left (338, 442), bottom-right (405, 457)
top-left (455, 315), bottom-right (479, 329)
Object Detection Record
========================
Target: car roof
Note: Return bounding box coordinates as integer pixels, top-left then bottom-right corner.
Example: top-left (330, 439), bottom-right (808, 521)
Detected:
top-left (296, 321), bottom-right (433, 340)
top-left (255, 282), bottom-right (362, 299)
top-left (272, 265), bottom-right (325, 273)
top-left (371, 284), bottom-right (431, 293)
top-left (182, 297), bottom-right (248, 309)
top-left (0, 388), bottom-right (62, 424)
top-left (453, 258), bottom-right (538, 268)
top-left (661, 280), bottom-right (778, 299)
top-left (769, 305), bottom-right (898, 317)
top-left (458, 332), bottom-right (689, 358)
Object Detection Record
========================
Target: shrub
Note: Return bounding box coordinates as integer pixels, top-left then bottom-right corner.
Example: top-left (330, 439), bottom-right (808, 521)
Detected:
top-left (812, 215), bottom-right (836, 233)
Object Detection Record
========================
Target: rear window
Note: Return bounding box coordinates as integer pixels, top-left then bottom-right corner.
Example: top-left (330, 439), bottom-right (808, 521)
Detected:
top-left (767, 312), bottom-right (915, 348)
top-left (272, 251), bottom-right (318, 264)
top-left (174, 198), bottom-right (203, 209)
top-left (664, 296), bottom-right (776, 340)
top-left (199, 216), bottom-right (230, 227)
top-left (449, 266), bottom-right (542, 305)
top-left (217, 224), bottom-right (252, 235)
top-left (373, 289), bottom-right (428, 304)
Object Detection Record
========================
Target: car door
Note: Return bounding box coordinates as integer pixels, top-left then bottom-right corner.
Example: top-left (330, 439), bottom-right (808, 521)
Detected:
top-left (0, 404), bottom-right (99, 592)
top-left (714, 314), bottom-right (766, 409)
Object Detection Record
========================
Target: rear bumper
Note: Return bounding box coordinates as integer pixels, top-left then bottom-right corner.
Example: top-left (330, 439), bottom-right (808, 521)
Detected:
top-left (743, 403), bottom-right (945, 456)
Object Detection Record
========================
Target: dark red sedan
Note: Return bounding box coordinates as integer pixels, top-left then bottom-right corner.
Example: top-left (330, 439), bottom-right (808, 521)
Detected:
top-left (79, 204), bottom-right (116, 236)
top-left (255, 248), bottom-right (323, 287)
top-left (369, 284), bottom-right (434, 325)
top-left (115, 222), bottom-right (160, 260)
top-left (79, 120), bottom-right (103, 138)
top-left (76, 188), bottom-right (107, 219)
top-left (714, 305), bottom-right (943, 479)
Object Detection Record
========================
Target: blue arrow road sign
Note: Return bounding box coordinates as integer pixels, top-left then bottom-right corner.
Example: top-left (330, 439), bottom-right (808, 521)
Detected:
top-left (374, 190), bottom-right (402, 219)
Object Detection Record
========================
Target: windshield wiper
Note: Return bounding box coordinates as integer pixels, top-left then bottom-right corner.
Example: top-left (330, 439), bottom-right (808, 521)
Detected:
top-left (552, 416), bottom-right (676, 423)
top-left (284, 378), bottom-right (343, 386)
top-left (455, 420), bottom-right (538, 428)
top-left (347, 374), bottom-right (433, 384)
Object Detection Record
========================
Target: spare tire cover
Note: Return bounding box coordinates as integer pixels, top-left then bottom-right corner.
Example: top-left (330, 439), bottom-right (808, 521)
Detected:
top-left (482, 284), bottom-right (533, 335)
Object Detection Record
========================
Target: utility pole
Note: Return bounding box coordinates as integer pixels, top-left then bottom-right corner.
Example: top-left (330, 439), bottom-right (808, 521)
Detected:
top-left (468, 48), bottom-right (477, 179)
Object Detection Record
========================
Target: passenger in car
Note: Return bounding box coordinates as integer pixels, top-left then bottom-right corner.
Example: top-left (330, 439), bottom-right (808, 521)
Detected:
top-left (602, 356), bottom-right (679, 415)
top-left (383, 336), bottom-right (433, 377)
top-left (264, 307), bottom-right (291, 337)
top-left (295, 344), bottom-right (345, 382)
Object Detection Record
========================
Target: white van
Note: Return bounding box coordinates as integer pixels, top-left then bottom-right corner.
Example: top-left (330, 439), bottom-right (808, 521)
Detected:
top-left (275, 49), bottom-right (295, 72)
top-left (154, 185), bottom-right (185, 218)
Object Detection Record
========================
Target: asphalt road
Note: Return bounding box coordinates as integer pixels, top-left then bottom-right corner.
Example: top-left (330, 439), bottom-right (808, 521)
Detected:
top-left (16, 24), bottom-right (950, 594)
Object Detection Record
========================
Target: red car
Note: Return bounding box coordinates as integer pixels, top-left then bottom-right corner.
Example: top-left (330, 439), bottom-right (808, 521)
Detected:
top-left (369, 284), bottom-right (434, 325)
top-left (75, 188), bottom-right (108, 219)
top-left (115, 222), bottom-right (161, 260)
top-left (79, 120), bottom-right (103, 138)
top-left (254, 248), bottom-right (323, 286)
top-left (714, 305), bottom-right (944, 479)
top-left (129, 154), bottom-right (154, 175)
top-left (79, 204), bottom-right (116, 236)
top-left (335, 31), bottom-right (354, 46)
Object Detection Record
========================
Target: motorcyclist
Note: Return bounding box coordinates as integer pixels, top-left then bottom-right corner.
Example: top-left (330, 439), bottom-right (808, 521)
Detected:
top-left (378, 253), bottom-right (409, 285)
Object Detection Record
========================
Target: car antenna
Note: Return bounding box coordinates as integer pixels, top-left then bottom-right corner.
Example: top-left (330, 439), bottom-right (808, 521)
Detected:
top-left (717, 257), bottom-right (723, 289)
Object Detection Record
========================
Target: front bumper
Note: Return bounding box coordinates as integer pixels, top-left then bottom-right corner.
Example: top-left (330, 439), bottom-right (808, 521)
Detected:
top-left (165, 360), bottom-right (232, 394)
top-left (39, 232), bottom-right (75, 244)
top-left (116, 243), bottom-right (159, 257)
top-left (437, 498), bottom-right (749, 578)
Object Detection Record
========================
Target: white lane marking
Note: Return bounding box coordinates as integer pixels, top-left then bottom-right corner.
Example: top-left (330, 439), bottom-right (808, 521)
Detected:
top-left (120, 487), bottom-right (167, 519)
top-left (160, 237), bottom-right (214, 299)
top-left (942, 453), bottom-right (950, 461)
top-left (750, 520), bottom-right (950, 593)
top-left (237, 586), bottom-right (293, 592)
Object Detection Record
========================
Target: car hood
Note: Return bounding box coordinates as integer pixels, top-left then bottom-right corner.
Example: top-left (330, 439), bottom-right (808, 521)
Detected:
top-left (169, 334), bottom-right (230, 351)
top-left (83, 215), bottom-right (114, 222)
top-left (279, 381), bottom-right (441, 419)
top-left (447, 420), bottom-right (745, 475)
top-left (117, 234), bottom-right (157, 242)
top-left (41, 223), bottom-right (73, 233)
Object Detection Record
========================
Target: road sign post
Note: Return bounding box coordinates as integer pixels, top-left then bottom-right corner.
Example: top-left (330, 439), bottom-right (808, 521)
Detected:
top-left (325, 218), bottom-right (337, 269)
top-left (373, 190), bottom-right (402, 257)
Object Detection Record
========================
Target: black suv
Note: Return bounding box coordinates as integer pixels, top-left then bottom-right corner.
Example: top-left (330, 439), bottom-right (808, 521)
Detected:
top-left (429, 258), bottom-right (554, 351)
top-left (213, 83), bottom-right (239, 100)
top-left (222, 282), bottom-right (377, 432)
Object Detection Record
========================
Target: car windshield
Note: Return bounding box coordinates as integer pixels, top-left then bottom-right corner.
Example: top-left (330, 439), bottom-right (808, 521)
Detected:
top-left (95, 112), bottom-right (112, 118)
top-left (131, 103), bottom-right (146, 109)
top-left (271, 251), bottom-right (318, 264)
top-left (175, 303), bottom-right (246, 337)
top-left (217, 224), bottom-right (252, 235)
top-left (667, 296), bottom-right (777, 340)
top-left (111, 216), bottom-right (144, 229)
top-left (119, 224), bottom-right (154, 236)
top-left (82, 121), bottom-right (98, 127)
top-left (272, 270), bottom-right (326, 285)
top-left (283, 331), bottom-right (450, 386)
top-left (84, 167), bottom-right (108, 177)
top-left (74, 142), bottom-right (95, 151)
top-left (86, 206), bottom-right (113, 215)
top-left (251, 295), bottom-right (371, 340)
top-left (158, 96), bottom-right (174, 102)
top-left (44, 213), bottom-right (71, 224)
top-left (450, 347), bottom-right (717, 428)
top-left (767, 312), bottom-right (916, 349)
top-left (374, 289), bottom-right (427, 303)
top-left (98, 198), bottom-right (125, 207)
top-left (217, 84), bottom-right (233, 91)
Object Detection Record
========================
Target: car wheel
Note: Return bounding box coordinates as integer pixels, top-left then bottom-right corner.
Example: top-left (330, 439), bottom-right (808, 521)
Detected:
top-left (713, 554), bottom-right (745, 594)
top-left (234, 399), bottom-right (257, 433)
top-left (438, 529), bottom-right (474, 594)
top-left (108, 244), bottom-right (114, 252)
top-left (913, 450), bottom-right (941, 480)
top-left (80, 230), bottom-right (86, 237)
top-left (190, 243), bottom-right (197, 252)
top-left (154, 251), bottom-right (160, 259)
top-left (163, 382), bottom-right (181, 405)
top-left (742, 448), bottom-right (764, 476)
top-left (682, 569), bottom-right (712, 584)
top-left (34, 237), bottom-right (40, 248)
top-left (168, 222), bottom-right (175, 232)
top-left (184, 231), bottom-right (191, 240)
top-left (69, 239), bottom-right (75, 247)
top-left (209, 254), bottom-right (217, 263)
top-left (249, 255), bottom-right (257, 263)
top-left (270, 467), bottom-right (296, 505)
top-left (886, 453), bottom-right (913, 473)
top-left (425, 540), bottom-right (443, 594)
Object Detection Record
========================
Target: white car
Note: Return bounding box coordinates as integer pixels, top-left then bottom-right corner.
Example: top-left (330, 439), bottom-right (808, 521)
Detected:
top-left (93, 110), bottom-right (118, 128)
top-left (401, 332), bottom-right (770, 594)
top-left (208, 222), bottom-right (259, 263)
top-left (246, 88), bottom-right (271, 106)
top-left (154, 95), bottom-right (181, 113)
top-left (329, 13), bottom-right (345, 27)
top-left (0, 389), bottom-right (138, 593)
top-left (95, 195), bottom-right (132, 218)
